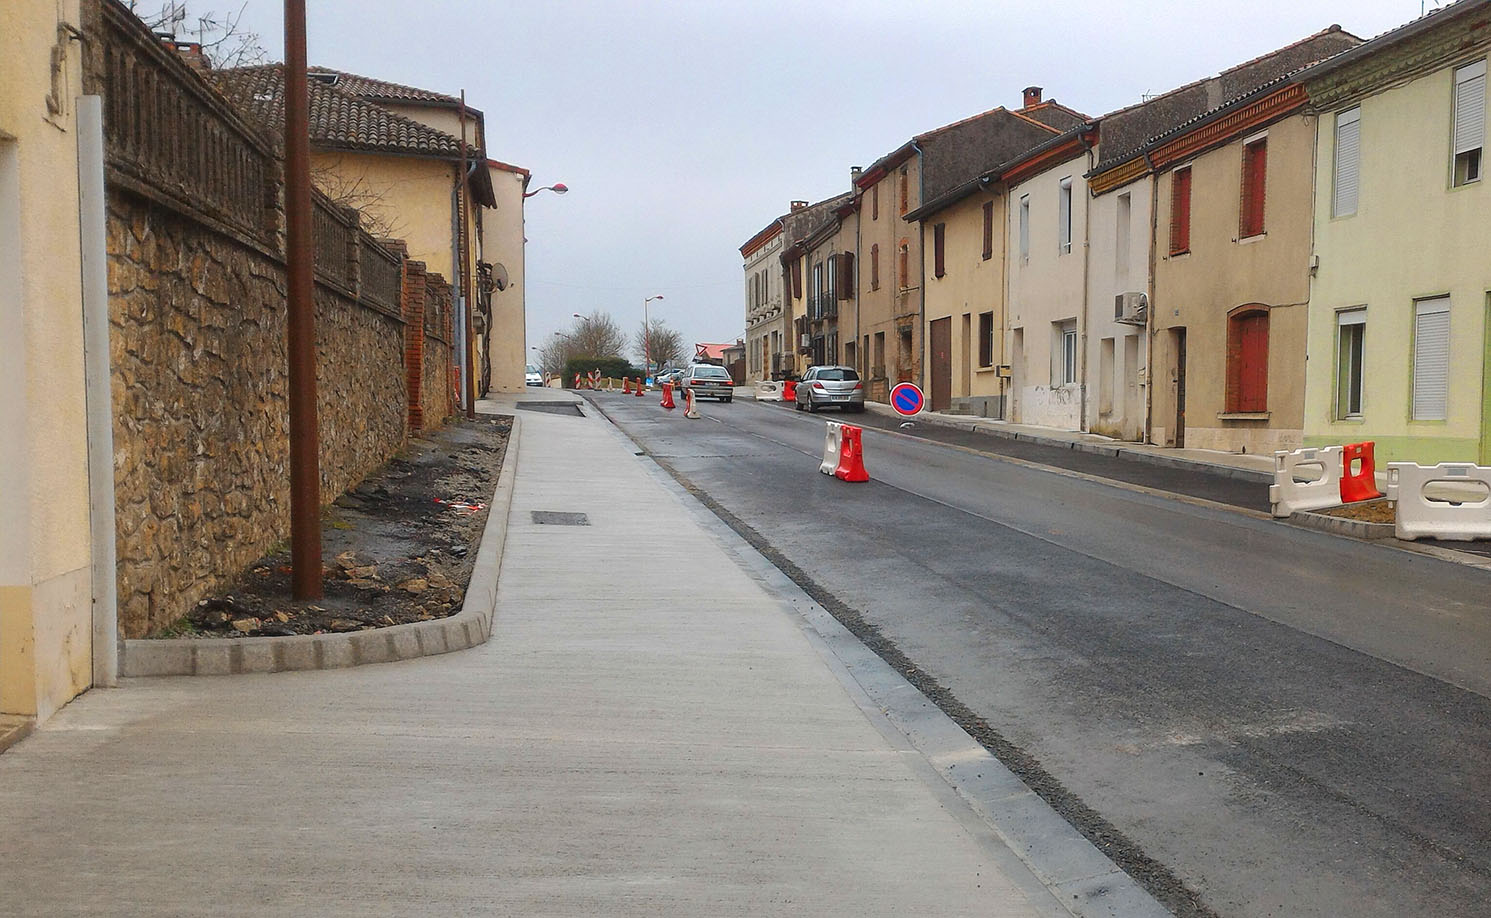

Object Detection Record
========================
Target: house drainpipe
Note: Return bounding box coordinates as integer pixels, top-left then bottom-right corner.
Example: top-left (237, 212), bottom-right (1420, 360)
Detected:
top-left (77, 95), bottom-right (117, 686)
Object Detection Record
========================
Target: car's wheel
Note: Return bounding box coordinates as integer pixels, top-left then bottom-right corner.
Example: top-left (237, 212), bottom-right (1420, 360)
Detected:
top-left (722, 397), bottom-right (732, 403)
top-left (807, 400), bottom-right (818, 413)
top-left (795, 399), bottom-right (804, 412)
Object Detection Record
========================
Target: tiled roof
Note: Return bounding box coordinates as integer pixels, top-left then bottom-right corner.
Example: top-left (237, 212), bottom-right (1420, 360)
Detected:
top-left (211, 65), bottom-right (464, 159)
top-left (306, 68), bottom-right (461, 106)
top-left (1019, 101), bottom-right (1089, 131)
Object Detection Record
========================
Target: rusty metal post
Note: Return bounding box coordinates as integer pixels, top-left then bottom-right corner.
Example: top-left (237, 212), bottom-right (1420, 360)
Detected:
top-left (284, 0), bottom-right (322, 599)
top-left (459, 90), bottom-right (476, 419)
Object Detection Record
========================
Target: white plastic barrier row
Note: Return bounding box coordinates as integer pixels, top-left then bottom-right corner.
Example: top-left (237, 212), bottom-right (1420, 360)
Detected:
top-left (819, 421), bottom-right (843, 475)
top-left (755, 380), bottom-right (784, 402)
top-left (1385, 462), bottom-right (1491, 541)
top-left (1269, 446), bottom-right (1344, 518)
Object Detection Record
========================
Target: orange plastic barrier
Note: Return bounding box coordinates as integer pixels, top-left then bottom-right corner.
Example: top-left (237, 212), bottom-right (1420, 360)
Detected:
top-left (634, 378), bottom-right (645, 397)
top-left (1340, 441), bottom-right (1383, 503)
top-left (834, 425), bottom-right (869, 482)
top-left (782, 379), bottom-right (797, 403)
top-left (659, 381), bottom-right (676, 410)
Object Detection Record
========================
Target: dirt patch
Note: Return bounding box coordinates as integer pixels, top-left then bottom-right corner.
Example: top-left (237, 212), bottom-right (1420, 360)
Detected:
top-left (1319, 499), bottom-right (1394, 524)
top-left (151, 416), bottom-right (511, 639)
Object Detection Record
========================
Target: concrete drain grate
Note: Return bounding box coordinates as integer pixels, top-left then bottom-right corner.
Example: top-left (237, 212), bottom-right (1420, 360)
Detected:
top-left (515, 402), bottom-right (585, 416)
top-left (531, 511), bottom-right (590, 526)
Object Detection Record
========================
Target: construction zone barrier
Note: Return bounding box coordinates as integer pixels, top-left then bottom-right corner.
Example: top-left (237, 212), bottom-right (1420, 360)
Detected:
top-left (634, 378), bottom-right (645, 397)
top-left (834, 425), bottom-right (869, 482)
top-left (1340, 441), bottom-right (1383, 503)
top-left (1386, 462), bottom-right (1491, 541)
top-left (782, 379), bottom-right (798, 403)
top-left (659, 381), bottom-right (676, 410)
top-left (819, 421), bottom-right (843, 474)
top-left (755, 380), bottom-right (784, 401)
top-left (684, 387), bottom-right (699, 419)
top-left (1270, 446), bottom-right (1343, 518)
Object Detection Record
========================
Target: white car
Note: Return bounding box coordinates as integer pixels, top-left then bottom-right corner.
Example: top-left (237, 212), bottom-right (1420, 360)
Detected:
top-left (525, 364), bottom-right (542, 387)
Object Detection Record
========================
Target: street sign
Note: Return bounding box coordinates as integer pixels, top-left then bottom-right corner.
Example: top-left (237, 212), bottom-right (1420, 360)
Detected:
top-left (890, 382), bottom-right (924, 417)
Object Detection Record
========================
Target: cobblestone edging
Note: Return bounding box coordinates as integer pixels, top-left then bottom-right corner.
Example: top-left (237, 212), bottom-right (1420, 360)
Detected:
top-left (119, 415), bottom-right (520, 677)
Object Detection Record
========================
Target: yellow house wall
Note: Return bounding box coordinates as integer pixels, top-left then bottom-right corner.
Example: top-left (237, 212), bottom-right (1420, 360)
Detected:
top-left (483, 169), bottom-right (527, 392)
top-left (1152, 113), bottom-right (1315, 454)
top-left (921, 190), bottom-right (1007, 411)
top-left (1083, 175), bottom-right (1150, 441)
top-left (1305, 56), bottom-right (1491, 464)
top-left (312, 151), bottom-right (460, 287)
top-left (804, 214), bottom-right (859, 367)
top-left (1006, 152), bottom-right (1091, 430)
top-left (0, 0), bottom-right (95, 721)
top-left (857, 162), bottom-right (922, 399)
top-left (744, 231), bottom-right (784, 382)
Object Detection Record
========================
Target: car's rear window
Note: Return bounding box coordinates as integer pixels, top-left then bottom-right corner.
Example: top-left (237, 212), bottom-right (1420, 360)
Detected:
top-left (693, 366), bottom-right (730, 378)
top-left (816, 368), bottom-right (859, 381)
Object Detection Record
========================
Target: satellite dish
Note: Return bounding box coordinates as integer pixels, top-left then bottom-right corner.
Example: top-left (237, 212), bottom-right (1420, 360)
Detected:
top-left (492, 263), bottom-right (510, 291)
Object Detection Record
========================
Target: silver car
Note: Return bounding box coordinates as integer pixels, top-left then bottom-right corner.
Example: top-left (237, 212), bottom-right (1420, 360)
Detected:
top-left (679, 363), bottom-right (734, 402)
top-left (795, 365), bottom-right (865, 413)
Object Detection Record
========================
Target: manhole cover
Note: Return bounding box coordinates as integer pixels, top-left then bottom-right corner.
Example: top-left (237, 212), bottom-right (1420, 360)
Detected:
top-left (531, 511), bottom-right (590, 526)
top-left (516, 402), bottom-right (584, 416)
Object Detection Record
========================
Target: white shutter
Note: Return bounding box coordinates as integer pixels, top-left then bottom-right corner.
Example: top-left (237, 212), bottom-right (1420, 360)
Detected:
top-left (1058, 178), bottom-right (1073, 253)
top-left (1333, 107), bottom-right (1361, 217)
top-left (1412, 297), bottom-right (1451, 421)
top-left (1454, 60), bottom-right (1486, 156)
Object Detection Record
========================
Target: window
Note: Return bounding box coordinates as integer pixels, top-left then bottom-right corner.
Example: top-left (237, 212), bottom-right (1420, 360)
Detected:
top-left (1018, 194), bottom-right (1030, 262)
top-left (1336, 309), bottom-right (1366, 419)
top-left (1454, 60), bottom-right (1485, 187)
top-left (899, 168), bottom-right (909, 215)
top-left (982, 200), bottom-right (994, 260)
top-left (897, 241), bottom-right (909, 289)
top-left (870, 244), bottom-right (880, 290)
top-left (1058, 177), bottom-right (1073, 254)
top-left (872, 183), bottom-right (879, 220)
top-left (1225, 308), bottom-right (1269, 413)
top-left (824, 255), bottom-right (837, 311)
top-left (1240, 136), bottom-right (1268, 238)
top-left (811, 262), bottom-right (822, 317)
top-left (873, 331), bottom-right (886, 374)
top-left (933, 223), bottom-right (946, 278)
top-left (817, 367), bottom-right (860, 381)
top-left (1055, 319), bottom-right (1077, 385)
top-left (1116, 192), bottom-right (1131, 282)
top-left (978, 311), bottom-right (994, 367)
top-left (1333, 107), bottom-right (1361, 216)
top-left (1170, 167), bottom-right (1192, 255)
top-left (1412, 297), bottom-right (1450, 420)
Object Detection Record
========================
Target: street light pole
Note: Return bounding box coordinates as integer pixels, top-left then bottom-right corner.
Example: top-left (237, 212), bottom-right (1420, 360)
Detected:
top-left (643, 294), bottom-right (664, 380)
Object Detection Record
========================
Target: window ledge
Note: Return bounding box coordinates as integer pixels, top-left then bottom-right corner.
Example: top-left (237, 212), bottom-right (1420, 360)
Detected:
top-left (1217, 411), bottom-right (1270, 421)
top-left (1237, 232), bottom-right (1267, 245)
top-left (975, 365), bottom-right (998, 374)
top-left (1168, 249), bottom-right (1190, 259)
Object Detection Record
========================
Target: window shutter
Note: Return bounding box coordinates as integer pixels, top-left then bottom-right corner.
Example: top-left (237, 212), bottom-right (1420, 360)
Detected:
top-left (791, 260), bottom-right (801, 299)
top-left (982, 201), bottom-right (994, 260)
top-left (1241, 140), bottom-right (1267, 237)
top-left (978, 312), bottom-right (993, 367)
top-left (1240, 313), bottom-right (1269, 412)
top-left (1018, 197), bottom-right (1030, 259)
top-left (837, 252), bottom-right (854, 299)
top-left (1170, 169), bottom-right (1191, 254)
top-left (1333, 108), bottom-right (1361, 217)
top-left (870, 244), bottom-right (879, 289)
top-left (934, 223), bottom-right (946, 278)
top-left (1413, 297), bottom-right (1451, 421)
top-left (1058, 178), bottom-right (1072, 252)
top-left (1454, 60), bottom-right (1486, 156)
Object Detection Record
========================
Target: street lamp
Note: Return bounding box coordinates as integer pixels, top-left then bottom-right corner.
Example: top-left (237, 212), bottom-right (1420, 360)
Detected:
top-left (643, 294), bottom-right (664, 381)
top-left (524, 182), bottom-right (568, 199)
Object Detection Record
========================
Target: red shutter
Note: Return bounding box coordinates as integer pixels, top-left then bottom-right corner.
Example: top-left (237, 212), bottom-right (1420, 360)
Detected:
top-left (1241, 140), bottom-right (1267, 238)
top-left (1170, 168), bottom-right (1191, 255)
top-left (870, 244), bottom-right (879, 289)
top-left (791, 259), bottom-right (802, 299)
top-left (1226, 311), bottom-right (1269, 412)
top-left (837, 252), bottom-right (854, 299)
top-left (982, 201), bottom-right (994, 260)
top-left (872, 184), bottom-right (879, 220)
top-left (934, 223), bottom-right (946, 278)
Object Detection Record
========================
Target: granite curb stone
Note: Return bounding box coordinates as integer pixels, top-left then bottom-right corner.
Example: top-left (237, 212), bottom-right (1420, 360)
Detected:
top-left (119, 414), bottom-right (521, 677)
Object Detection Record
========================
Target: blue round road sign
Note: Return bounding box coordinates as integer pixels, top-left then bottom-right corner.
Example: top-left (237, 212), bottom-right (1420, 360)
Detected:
top-left (890, 382), bottom-right (924, 417)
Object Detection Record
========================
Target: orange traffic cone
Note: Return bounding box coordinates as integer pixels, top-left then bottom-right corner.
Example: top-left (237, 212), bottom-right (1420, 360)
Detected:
top-left (684, 387), bottom-right (699, 419)
top-left (622, 377), bottom-right (632, 395)
top-left (634, 377), bottom-right (645, 397)
top-left (834, 425), bottom-right (869, 482)
top-left (660, 381), bottom-right (676, 410)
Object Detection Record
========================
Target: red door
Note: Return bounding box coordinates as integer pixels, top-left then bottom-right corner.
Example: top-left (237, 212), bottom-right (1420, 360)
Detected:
top-left (930, 317), bottom-right (952, 411)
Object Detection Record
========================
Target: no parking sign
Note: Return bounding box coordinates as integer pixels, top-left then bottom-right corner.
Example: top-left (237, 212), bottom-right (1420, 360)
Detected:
top-left (890, 382), bottom-right (924, 417)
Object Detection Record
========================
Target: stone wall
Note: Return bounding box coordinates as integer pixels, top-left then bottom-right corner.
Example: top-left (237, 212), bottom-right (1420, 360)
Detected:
top-left (423, 275), bottom-right (456, 427)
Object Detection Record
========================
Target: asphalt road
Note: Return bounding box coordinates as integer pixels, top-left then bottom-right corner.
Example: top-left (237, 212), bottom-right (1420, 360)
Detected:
top-left (584, 392), bottom-right (1491, 918)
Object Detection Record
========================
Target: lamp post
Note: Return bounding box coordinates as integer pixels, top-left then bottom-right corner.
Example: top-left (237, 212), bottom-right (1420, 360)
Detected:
top-left (643, 294), bottom-right (664, 381)
top-left (524, 183), bottom-right (568, 199)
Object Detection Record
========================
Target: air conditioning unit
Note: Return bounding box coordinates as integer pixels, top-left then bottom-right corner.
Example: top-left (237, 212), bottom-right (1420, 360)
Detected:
top-left (1115, 291), bottom-right (1148, 326)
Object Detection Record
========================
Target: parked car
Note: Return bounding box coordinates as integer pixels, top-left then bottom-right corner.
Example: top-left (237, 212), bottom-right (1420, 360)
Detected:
top-left (525, 364), bottom-right (542, 387)
top-left (655, 367), bottom-right (685, 389)
top-left (679, 363), bottom-right (734, 402)
top-left (795, 365), bottom-right (865, 413)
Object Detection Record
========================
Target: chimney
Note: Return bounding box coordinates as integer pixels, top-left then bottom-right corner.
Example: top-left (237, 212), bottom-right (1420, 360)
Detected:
top-left (1022, 86), bottom-right (1043, 109)
top-left (160, 37), bottom-right (211, 71)
top-left (850, 165), bottom-right (863, 189)
top-left (790, 200), bottom-right (808, 212)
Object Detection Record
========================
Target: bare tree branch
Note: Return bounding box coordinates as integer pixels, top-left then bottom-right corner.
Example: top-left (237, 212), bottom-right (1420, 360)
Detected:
top-left (131, 1), bottom-right (268, 69)
top-left (635, 319), bottom-right (683, 371)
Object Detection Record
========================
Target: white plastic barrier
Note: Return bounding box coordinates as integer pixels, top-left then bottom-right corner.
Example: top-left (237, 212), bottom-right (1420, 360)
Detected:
top-left (819, 421), bottom-right (843, 475)
top-left (1385, 462), bottom-right (1491, 541)
top-left (1269, 446), bottom-right (1343, 518)
top-left (755, 380), bottom-right (784, 401)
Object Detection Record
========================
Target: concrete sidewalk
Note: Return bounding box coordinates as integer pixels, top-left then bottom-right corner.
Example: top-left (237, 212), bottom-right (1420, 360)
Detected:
top-left (0, 389), bottom-right (1139, 917)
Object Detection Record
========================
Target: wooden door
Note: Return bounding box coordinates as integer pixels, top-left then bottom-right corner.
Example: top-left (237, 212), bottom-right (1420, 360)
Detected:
top-left (1174, 328), bottom-right (1188, 448)
top-left (929, 317), bottom-right (952, 412)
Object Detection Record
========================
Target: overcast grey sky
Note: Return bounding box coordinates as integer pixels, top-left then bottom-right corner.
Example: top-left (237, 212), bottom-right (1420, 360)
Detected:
top-left (218, 0), bottom-right (1429, 363)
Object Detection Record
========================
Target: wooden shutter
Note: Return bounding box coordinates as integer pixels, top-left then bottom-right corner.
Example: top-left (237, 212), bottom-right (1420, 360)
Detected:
top-left (1241, 139), bottom-right (1267, 238)
top-left (1226, 310), bottom-right (1269, 412)
top-left (837, 252), bottom-right (854, 299)
top-left (1333, 107), bottom-right (1360, 217)
top-left (982, 201), bottom-right (994, 260)
top-left (791, 259), bottom-right (801, 299)
top-left (899, 170), bottom-right (908, 215)
top-left (1170, 168), bottom-right (1191, 254)
top-left (871, 184), bottom-right (879, 220)
top-left (1057, 178), bottom-right (1072, 253)
top-left (1454, 60), bottom-right (1486, 156)
top-left (1413, 297), bottom-right (1451, 421)
top-left (934, 223), bottom-right (946, 278)
top-left (870, 244), bottom-right (879, 289)
top-left (978, 312), bottom-right (993, 367)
